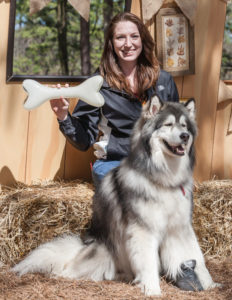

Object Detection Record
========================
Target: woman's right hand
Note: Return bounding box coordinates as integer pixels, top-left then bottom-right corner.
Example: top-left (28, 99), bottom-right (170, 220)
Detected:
top-left (50, 84), bottom-right (70, 121)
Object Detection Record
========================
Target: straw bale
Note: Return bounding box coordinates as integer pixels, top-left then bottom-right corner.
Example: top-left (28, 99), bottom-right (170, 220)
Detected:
top-left (0, 180), bottom-right (94, 265)
top-left (193, 180), bottom-right (232, 258)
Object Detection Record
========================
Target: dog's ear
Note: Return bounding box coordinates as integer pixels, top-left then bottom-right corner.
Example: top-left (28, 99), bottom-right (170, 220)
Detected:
top-left (143, 95), bottom-right (162, 119)
top-left (184, 98), bottom-right (195, 120)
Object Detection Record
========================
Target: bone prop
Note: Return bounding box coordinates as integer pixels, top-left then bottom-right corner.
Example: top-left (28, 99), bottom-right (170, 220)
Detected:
top-left (23, 75), bottom-right (105, 110)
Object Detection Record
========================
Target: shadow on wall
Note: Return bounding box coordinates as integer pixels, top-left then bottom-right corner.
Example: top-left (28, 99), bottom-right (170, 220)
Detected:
top-left (39, 142), bottom-right (95, 184)
top-left (0, 166), bottom-right (17, 186)
top-left (54, 144), bottom-right (95, 183)
top-left (0, 146), bottom-right (95, 187)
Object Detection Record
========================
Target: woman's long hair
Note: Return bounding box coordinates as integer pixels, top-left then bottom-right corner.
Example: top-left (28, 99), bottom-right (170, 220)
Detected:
top-left (99, 12), bottom-right (160, 100)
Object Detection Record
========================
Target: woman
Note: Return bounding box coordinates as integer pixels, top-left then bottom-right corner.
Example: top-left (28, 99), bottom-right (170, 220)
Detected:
top-left (50, 12), bottom-right (179, 185)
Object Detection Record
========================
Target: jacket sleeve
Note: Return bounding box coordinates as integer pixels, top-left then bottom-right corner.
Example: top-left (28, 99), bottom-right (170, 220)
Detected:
top-left (156, 70), bottom-right (179, 102)
top-left (58, 100), bottom-right (100, 151)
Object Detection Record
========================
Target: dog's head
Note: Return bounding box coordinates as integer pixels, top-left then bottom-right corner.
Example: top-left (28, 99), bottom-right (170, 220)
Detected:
top-left (144, 96), bottom-right (197, 158)
top-left (131, 96), bottom-right (197, 165)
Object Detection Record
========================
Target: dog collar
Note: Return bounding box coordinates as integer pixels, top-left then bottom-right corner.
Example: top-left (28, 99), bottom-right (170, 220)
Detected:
top-left (180, 185), bottom-right (185, 196)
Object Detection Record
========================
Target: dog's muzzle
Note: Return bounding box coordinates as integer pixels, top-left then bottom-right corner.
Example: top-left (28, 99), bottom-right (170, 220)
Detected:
top-left (163, 132), bottom-right (190, 156)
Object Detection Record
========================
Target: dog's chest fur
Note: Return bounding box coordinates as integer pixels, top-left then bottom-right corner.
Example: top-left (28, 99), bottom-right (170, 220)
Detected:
top-left (116, 162), bottom-right (192, 235)
top-left (132, 185), bottom-right (191, 233)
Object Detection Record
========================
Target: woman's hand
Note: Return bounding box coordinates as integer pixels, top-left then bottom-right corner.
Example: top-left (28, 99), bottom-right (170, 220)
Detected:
top-left (50, 84), bottom-right (70, 121)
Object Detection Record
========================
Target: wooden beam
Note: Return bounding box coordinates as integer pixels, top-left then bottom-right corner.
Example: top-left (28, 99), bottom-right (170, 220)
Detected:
top-left (193, 0), bottom-right (227, 181)
top-left (131, 0), bottom-right (141, 17)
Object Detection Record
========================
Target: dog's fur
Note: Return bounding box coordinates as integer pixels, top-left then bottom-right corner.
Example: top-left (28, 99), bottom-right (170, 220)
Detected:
top-left (12, 97), bottom-right (218, 296)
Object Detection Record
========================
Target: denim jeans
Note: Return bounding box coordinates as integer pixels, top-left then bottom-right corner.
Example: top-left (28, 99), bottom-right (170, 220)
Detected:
top-left (92, 159), bottom-right (121, 187)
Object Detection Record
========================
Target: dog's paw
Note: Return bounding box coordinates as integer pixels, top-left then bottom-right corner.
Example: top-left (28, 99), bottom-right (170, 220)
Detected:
top-left (208, 282), bottom-right (222, 289)
top-left (137, 281), bottom-right (161, 296)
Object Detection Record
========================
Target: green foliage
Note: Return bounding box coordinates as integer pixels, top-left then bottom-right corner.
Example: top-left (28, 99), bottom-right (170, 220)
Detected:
top-left (13, 0), bottom-right (126, 77)
top-left (221, 3), bottom-right (232, 80)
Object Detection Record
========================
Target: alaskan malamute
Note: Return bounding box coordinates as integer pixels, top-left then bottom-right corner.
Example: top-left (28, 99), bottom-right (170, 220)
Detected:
top-left (12, 97), bottom-right (219, 296)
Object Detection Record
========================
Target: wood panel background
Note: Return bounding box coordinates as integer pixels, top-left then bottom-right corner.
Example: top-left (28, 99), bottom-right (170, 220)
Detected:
top-left (212, 84), bottom-right (232, 178)
top-left (0, 0), bottom-right (231, 186)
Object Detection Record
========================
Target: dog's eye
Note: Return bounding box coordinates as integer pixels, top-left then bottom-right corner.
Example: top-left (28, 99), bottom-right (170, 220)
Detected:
top-left (181, 123), bottom-right (187, 128)
top-left (164, 123), bottom-right (173, 127)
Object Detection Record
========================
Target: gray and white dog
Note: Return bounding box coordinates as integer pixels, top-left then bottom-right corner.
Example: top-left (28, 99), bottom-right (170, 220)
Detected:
top-left (12, 97), bottom-right (219, 296)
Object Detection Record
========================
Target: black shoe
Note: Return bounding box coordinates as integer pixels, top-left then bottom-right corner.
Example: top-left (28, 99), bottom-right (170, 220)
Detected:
top-left (175, 260), bottom-right (204, 291)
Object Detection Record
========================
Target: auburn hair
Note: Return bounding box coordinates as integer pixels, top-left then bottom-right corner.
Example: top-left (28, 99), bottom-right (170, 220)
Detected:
top-left (99, 12), bottom-right (160, 100)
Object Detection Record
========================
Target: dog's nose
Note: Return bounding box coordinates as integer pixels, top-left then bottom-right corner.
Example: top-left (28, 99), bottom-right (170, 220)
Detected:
top-left (180, 132), bottom-right (189, 142)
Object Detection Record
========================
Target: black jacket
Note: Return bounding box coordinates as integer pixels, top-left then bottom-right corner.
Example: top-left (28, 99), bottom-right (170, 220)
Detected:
top-left (59, 70), bottom-right (179, 160)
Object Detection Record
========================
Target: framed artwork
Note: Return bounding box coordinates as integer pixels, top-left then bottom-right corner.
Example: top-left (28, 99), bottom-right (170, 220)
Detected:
top-left (156, 8), bottom-right (195, 76)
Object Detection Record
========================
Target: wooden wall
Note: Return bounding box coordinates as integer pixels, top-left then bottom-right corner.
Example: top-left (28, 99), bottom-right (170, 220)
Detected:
top-left (0, 0), bottom-right (230, 186)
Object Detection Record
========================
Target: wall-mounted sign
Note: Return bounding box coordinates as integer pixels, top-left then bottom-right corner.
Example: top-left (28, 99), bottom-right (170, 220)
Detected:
top-left (156, 8), bottom-right (195, 76)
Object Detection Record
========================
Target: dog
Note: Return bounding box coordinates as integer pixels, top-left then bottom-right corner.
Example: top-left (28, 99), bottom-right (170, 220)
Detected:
top-left (12, 96), bottom-right (219, 296)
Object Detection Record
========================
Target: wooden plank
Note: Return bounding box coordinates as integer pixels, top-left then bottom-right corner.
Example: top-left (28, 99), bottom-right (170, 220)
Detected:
top-left (182, 75), bottom-right (195, 99)
top-left (174, 76), bottom-right (184, 98)
top-left (62, 98), bottom-right (95, 182)
top-left (64, 145), bottom-right (95, 182)
top-left (25, 101), bottom-right (66, 183)
top-left (131, 0), bottom-right (141, 17)
top-left (0, 85), bottom-right (29, 185)
top-left (193, 0), bottom-right (227, 181)
top-left (211, 101), bottom-right (226, 178)
top-left (212, 85), bottom-right (232, 178)
top-left (0, 2), bottom-right (28, 185)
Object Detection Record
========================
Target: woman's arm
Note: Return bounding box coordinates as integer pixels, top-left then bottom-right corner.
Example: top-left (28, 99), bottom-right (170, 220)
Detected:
top-left (58, 100), bottom-right (101, 151)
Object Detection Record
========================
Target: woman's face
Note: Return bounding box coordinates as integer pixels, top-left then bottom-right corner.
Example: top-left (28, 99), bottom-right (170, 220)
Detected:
top-left (112, 21), bottom-right (142, 66)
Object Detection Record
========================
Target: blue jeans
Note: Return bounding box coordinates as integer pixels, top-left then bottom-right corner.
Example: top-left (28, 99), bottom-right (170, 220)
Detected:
top-left (92, 159), bottom-right (121, 187)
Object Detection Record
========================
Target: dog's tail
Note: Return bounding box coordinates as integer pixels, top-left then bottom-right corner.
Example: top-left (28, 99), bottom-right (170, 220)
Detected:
top-left (11, 234), bottom-right (116, 281)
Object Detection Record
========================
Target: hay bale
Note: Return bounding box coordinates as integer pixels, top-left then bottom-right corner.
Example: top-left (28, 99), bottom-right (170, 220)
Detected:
top-left (0, 179), bottom-right (231, 266)
top-left (193, 180), bottom-right (232, 258)
top-left (0, 180), bottom-right (94, 265)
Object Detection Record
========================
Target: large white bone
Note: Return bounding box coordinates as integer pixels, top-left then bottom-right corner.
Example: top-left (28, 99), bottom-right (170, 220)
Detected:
top-left (23, 75), bottom-right (105, 110)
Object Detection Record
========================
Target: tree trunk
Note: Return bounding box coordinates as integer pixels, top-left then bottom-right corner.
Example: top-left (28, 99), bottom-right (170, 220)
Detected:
top-left (57, 0), bottom-right (69, 75)
top-left (103, 0), bottom-right (113, 38)
top-left (125, 0), bottom-right (132, 12)
top-left (80, 17), bottom-right (91, 76)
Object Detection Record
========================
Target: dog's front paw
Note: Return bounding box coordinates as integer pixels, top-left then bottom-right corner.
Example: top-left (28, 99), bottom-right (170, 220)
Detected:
top-left (137, 281), bottom-right (161, 296)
